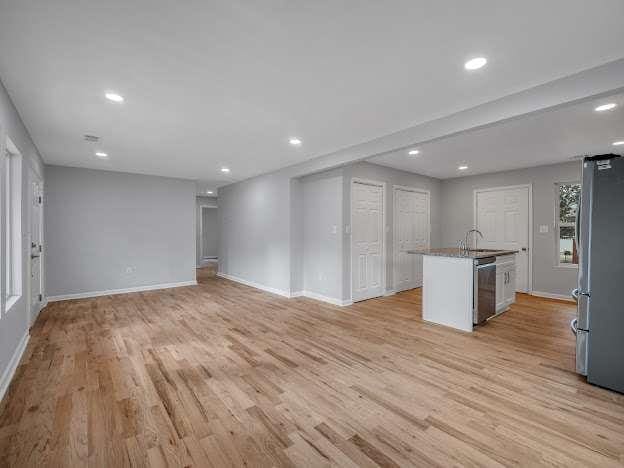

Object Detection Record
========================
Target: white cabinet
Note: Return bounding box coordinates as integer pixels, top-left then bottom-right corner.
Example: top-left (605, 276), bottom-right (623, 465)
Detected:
top-left (496, 255), bottom-right (516, 313)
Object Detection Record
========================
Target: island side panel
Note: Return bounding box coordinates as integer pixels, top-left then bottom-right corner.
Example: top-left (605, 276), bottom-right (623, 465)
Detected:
top-left (422, 255), bottom-right (474, 332)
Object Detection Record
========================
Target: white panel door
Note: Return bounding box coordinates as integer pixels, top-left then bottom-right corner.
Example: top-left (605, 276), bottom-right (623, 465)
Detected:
top-left (476, 186), bottom-right (530, 292)
top-left (394, 188), bottom-right (429, 292)
top-left (352, 181), bottom-right (384, 302)
top-left (29, 178), bottom-right (44, 324)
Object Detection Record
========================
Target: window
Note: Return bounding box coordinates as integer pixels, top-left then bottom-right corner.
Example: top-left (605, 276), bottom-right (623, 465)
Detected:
top-left (3, 148), bottom-right (22, 312)
top-left (556, 182), bottom-right (581, 266)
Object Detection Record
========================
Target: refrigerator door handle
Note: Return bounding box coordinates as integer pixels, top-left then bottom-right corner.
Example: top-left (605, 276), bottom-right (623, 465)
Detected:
top-left (570, 318), bottom-right (578, 335)
top-left (571, 288), bottom-right (579, 302)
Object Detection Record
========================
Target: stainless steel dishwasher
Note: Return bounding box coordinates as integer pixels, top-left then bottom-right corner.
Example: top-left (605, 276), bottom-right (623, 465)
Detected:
top-left (473, 256), bottom-right (496, 325)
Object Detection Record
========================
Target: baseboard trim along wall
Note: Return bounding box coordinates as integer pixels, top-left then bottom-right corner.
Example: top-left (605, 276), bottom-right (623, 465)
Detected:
top-left (217, 273), bottom-right (352, 306)
top-left (531, 290), bottom-right (575, 302)
top-left (47, 281), bottom-right (198, 302)
top-left (217, 272), bottom-right (292, 298)
top-left (298, 290), bottom-right (353, 307)
top-left (0, 332), bottom-right (30, 403)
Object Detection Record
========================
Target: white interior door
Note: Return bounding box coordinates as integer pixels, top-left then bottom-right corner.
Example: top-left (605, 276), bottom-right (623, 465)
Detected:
top-left (394, 188), bottom-right (429, 292)
top-left (352, 181), bottom-right (384, 302)
top-left (476, 186), bottom-right (530, 292)
top-left (29, 178), bottom-right (43, 324)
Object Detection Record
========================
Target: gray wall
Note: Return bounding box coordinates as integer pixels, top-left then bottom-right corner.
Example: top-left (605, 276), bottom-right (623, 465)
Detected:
top-left (45, 166), bottom-right (196, 297)
top-left (342, 162), bottom-right (443, 300)
top-left (441, 161), bottom-right (581, 296)
top-left (218, 171), bottom-right (293, 294)
top-left (217, 156), bottom-right (579, 300)
top-left (196, 196), bottom-right (218, 265)
top-left (0, 78), bottom-right (45, 392)
top-left (300, 170), bottom-right (344, 300)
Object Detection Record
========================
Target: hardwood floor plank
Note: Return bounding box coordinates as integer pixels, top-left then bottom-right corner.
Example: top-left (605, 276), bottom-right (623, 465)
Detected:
top-left (1, 267), bottom-right (623, 467)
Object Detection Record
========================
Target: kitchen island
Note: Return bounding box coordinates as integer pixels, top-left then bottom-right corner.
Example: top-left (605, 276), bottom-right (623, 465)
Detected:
top-left (408, 248), bottom-right (518, 332)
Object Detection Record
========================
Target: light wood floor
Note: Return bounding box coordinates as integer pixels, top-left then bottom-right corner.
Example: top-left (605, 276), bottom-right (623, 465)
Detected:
top-left (1, 273), bottom-right (623, 467)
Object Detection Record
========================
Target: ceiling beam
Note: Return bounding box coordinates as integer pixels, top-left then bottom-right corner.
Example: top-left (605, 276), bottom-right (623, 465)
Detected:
top-left (280, 58), bottom-right (624, 179)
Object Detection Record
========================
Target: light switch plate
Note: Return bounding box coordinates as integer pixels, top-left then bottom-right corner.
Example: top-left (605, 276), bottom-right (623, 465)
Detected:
top-left (539, 225), bottom-right (549, 233)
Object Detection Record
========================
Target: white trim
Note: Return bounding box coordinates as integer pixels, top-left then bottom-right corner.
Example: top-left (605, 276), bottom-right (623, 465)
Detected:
top-left (217, 272), bottom-right (292, 298)
top-left (0, 331), bottom-right (29, 403)
top-left (473, 183), bottom-right (533, 293)
top-left (350, 178), bottom-right (387, 303)
top-left (216, 275), bottom-right (353, 306)
top-left (531, 290), bottom-right (575, 302)
top-left (47, 280), bottom-right (197, 302)
top-left (199, 204), bottom-right (218, 261)
top-left (383, 289), bottom-right (396, 297)
top-left (392, 185), bottom-right (431, 292)
top-left (299, 290), bottom-right (352, 307)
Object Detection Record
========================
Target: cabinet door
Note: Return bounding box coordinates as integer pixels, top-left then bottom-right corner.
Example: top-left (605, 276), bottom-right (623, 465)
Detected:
top-left (495, 268), bottom-right (505, 312)
top-left (505, 266), bottom-right (516, 306)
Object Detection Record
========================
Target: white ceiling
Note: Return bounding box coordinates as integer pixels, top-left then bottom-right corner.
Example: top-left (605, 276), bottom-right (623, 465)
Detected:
top-left (1, 1), bottom-right (624, 191)
top-left (368, 93), bottom-right (624, 179)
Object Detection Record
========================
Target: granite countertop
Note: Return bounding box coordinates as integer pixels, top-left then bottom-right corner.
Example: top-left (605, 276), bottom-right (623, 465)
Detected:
top-left (406, 247), bottom-right (518, 259)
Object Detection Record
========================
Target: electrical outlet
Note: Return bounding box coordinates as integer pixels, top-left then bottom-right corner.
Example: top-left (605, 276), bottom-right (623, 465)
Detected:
top-left (331, 225), bottom-right (337, 234)
top-left (125, 266), bottom-right (136, 274)
top-left (539, 225), bottom-right (549, 233)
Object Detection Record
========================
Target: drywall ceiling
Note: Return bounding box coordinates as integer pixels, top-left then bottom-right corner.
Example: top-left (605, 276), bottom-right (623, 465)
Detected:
top-left (1, 1), bottom-right (623, 190)
top-left (368, 92), bottom-right (624, 179)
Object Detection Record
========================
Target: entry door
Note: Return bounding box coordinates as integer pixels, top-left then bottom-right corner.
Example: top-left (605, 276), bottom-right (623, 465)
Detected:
top-left (352, 181), bottom-right (384, 302)
top-left (476, 186), bottom-right (530, 292)
top-left (30, 178), bottom-right (44, 323)
top-left (394, 188), bottom-right (429, 292)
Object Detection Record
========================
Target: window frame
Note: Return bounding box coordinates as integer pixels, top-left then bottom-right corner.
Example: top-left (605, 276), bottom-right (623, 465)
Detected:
top-left (554, 181), bottom-right (580, 269)
top-left (3, 147), bottom-right (22, 313)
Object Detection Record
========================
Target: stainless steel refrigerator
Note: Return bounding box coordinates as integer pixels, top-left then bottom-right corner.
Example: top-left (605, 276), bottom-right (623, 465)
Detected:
top-left (572, 154), bottom-right (624, 394)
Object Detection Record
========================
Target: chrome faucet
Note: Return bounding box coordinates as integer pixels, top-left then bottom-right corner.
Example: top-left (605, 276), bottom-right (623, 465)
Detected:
top-left (464, 229), bottom-right (483, 251)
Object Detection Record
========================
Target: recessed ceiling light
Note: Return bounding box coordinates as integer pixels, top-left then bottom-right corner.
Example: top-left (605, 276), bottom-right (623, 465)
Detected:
top-left (613, 141), bottom-right (624, 146)
top-left (289, 137), bottom-right (302, 146)
top-left (105, 92), bottom-right (124, 103)
top-left (221, 167), bottom-right (230, 173)
top-left (95, 152), bottom-right (108, 158)
top-left (464, 57), bottom-right (487, 70)
top-left (458, 165), bottom-right (468, 170)
top-left (595, 103), bottom-right (616, 112)
top-left (206, 190), bottom-right (214, 194)
top-left (408, 149), bottom-right (420, 156)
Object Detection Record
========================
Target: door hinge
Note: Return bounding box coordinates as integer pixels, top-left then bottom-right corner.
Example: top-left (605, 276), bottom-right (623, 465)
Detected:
top-left (38, 196), bottom-right (42, 204)
top-left (38, 294), bottom-right (42, 302)
top-left (39, 245), bottom-right (42, 252)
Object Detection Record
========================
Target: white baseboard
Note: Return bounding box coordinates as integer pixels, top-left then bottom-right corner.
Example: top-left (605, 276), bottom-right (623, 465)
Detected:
top-left (384, 289), bottom-right (397, 297)
top-left (0, 332), bottom-right (29, 403)
top-left (216, 274), bottom-right (352, 307)
top-left (197, 258), bottom-right (218, 267)
top-left (531, 290), bottom-right (575, 302)
top-left (299, 290), bottom-right (352, 307)
top-left (217, 272), bottom-right (292, 298)
top-left (47, 280), bottom-right (198, 302)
